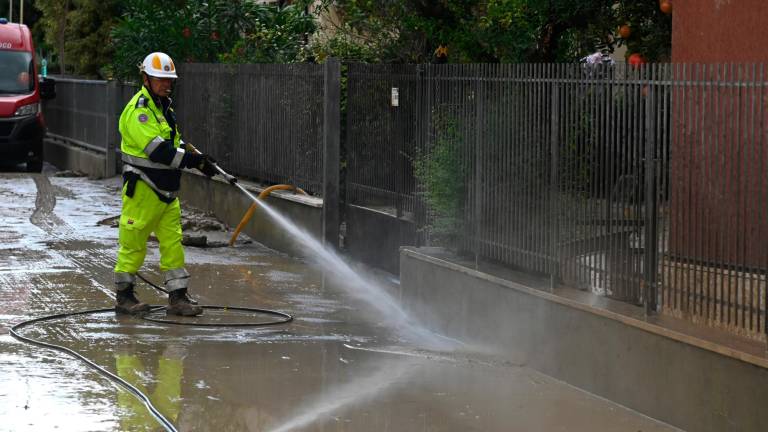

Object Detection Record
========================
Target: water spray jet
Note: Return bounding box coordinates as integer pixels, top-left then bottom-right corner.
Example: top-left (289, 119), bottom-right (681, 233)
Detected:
top-left (228, 184), bottom-right (308, 247)
top-left (189, 144), bottom-right (459, 350)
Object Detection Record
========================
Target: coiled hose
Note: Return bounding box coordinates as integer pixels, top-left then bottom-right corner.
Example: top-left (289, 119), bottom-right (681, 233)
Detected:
top-left (9, 274), bottom-right (293, 432)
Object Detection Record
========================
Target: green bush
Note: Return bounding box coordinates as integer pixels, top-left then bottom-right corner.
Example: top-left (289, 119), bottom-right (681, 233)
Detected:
top-left (220, 5), bottom-right (315, 64)
top-left (314, 0), bottom-right (671, 63)
top-left (413, 115), bottom-right (467, 248)
top-left (110, 0), bottom-right (316, 81)
top-left (309, 22), bottom-right (383, 63)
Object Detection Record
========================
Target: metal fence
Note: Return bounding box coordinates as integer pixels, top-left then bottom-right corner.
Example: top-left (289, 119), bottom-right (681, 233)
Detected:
top-left (662, 64), bottom-right (768, 341)
top-left (42, 62), bottom-right (768, 341)
top-left (43, 78), bottom-right (109, 153)
top-left (42, 77), bottom-right (137, 175)
top-left (43, 65), bottom-right (326, 195)
top-left (345, 63), bottom-right (768, 341)
top-left (175, 63), bottom-right (325, 195)
top-left (346, 64), bottom-right (422, 219)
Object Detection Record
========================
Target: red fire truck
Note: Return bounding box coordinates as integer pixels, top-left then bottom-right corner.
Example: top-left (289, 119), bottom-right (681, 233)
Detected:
top-left (0, 17), bottom-right (54, 172)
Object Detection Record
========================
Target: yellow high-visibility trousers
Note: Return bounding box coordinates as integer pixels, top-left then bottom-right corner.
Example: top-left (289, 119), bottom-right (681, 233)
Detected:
top-left (114, 180), bottom-right (184, 275)
top-left (116, 352), bottom-right (183, 428)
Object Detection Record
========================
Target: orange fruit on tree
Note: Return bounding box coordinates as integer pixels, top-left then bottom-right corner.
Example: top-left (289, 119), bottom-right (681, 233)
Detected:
top-left (628, 53), bottom-right (646, 67)
top-left (660, 1), bottom-right (672, 14)
top-left (619, 25), bottom-right (631, 39)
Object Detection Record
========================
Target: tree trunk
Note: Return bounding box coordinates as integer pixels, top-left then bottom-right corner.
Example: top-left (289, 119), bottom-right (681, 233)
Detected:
top-left (534, 20), bottom-right (567, 63)
top-left (56, 0), bottom-right (70, 74)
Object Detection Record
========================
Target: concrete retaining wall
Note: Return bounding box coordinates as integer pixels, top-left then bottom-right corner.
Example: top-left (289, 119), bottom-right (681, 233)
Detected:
top-left (400, 247), bottom-right (768, 432)
top-left (44, 138), bottom-right (107, 178)
top-left (345, 205), bottom-right (417, 274)
top-left (180, 173), bottom-right (323, 257)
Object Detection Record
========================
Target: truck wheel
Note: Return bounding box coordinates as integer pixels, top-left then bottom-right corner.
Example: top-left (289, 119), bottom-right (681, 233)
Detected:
top-left (26, 160), bottom-right (43, 173)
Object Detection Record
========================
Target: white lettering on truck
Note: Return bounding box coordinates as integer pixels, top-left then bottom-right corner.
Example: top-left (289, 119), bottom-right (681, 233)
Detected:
top-left (0, 42), bottom-right (12, 49)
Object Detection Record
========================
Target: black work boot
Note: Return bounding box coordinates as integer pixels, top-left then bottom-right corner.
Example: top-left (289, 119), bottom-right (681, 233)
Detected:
top-left (115, 286), bottom-right (151, 315)
top-left (167, 289), bottom-right (203, 316)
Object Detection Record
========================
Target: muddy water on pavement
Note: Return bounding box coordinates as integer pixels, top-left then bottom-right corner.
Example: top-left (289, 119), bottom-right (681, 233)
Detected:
top-left (0, 173), bottom-right (681, 431)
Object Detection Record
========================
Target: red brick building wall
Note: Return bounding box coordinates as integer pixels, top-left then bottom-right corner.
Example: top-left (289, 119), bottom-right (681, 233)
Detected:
top-left (672, 0), bottom-right (768, 63)
top-left (669, 1), bottom-right (768, 268)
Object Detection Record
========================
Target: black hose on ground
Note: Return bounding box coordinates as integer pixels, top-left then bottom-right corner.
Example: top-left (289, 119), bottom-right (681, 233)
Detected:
top-left (10, 309), bottom-right (179, 432)
top-left (9, 274), bottom-right (293, 432)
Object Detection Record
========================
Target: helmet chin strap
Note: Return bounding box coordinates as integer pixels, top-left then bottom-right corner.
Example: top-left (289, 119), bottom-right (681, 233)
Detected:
top-left (142, 72), bottom-right (174, 106)
top-left (142, 73), bottom-right (159, 99)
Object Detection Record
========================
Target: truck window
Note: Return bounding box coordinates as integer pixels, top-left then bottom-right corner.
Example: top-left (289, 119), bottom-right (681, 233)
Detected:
top-left (0, 50), bottom-right (34, 95)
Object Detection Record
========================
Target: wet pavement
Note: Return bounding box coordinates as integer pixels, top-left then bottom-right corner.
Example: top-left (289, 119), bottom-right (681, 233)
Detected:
top-left (0, 170), bottom-right (681, 431)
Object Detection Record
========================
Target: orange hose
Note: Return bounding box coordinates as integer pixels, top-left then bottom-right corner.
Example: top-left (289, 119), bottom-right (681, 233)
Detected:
top-left (228, 184), bottom-right (307, 246)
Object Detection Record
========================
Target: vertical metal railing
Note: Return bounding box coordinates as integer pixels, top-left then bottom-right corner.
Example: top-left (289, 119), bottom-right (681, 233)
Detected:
top-left (662, 63), bottom-right (768, 341)
top-left (345, 62), bottom-right (768, 341)
top-left (42, 78), bottom-right (137, 176)
top-left (175, 63), bottom-right (325, 195)
top-left (345, 64), bottom-right (422, 217)
top-left (43, 77), bottom-right (110, 152)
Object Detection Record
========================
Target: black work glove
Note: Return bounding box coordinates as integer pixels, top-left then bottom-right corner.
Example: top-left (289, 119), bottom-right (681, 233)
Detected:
top-left (182, 152), bottom-right (218, 177)
top-left (198, 155), bottom-right (218, 177)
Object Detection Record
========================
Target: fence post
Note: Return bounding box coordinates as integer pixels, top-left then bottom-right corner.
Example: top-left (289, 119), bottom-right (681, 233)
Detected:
top-left (474, 64), bottom-right (484, 268)
top-left (104, 80), bottom-right (120, 177)
top-left (323, 58), bottom-right (341, 248)
top-left (643, 65), bottom-right (659, 315)
top-left (414, 64), bottom-right (428, 247)
top-left (549, 67), bottom-right (560, 291)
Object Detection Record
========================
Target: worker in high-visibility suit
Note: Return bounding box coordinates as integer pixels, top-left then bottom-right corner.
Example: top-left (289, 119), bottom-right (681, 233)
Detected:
top-left (114, 52), bottom-right (218, 316)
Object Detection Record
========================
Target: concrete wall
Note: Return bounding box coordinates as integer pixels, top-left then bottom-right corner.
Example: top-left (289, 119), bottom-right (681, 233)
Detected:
top-left (180, 173), bottom-right (323, 257)
top-left (44, 137), bottom-right (107, 178)
top-left (400, 247), bottom-right (768, 432)
top-left (345, 205), bottom-right (417, 274)
top-left (672, 0), bottom-right (768, 63)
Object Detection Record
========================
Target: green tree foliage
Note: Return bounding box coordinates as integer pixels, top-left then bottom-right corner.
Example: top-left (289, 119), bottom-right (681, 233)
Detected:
top-left (480, 0), bottom-right (622, 62)
top-left (111, 0), bottom-right (230, 80)
top-left (28, 0), bottom-right (670, 78)
top-left (33, 0), bottom-right (119, 77)
top-left (313, 0), bottom-right (481, 63)
top-left (615, 1), bottom-right (672, 62)
top-left (220, 4), bottom-right (315, 64)
top-left (110, 0), bottom-right (316, 80)
top-left (316, 0), bottom-right (671, 63)
top-left (65, 0), bottom-right (120, 77)
top-left (34, 0), bottom-right (71, 73)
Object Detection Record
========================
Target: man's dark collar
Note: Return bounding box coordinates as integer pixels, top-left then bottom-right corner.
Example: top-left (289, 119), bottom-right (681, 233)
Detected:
top-left (142, 85), bottom-right (171, 108)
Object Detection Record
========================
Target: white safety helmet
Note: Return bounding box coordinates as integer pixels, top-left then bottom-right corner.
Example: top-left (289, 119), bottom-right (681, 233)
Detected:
top-left (139, 52), bottom-right (178, 79)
